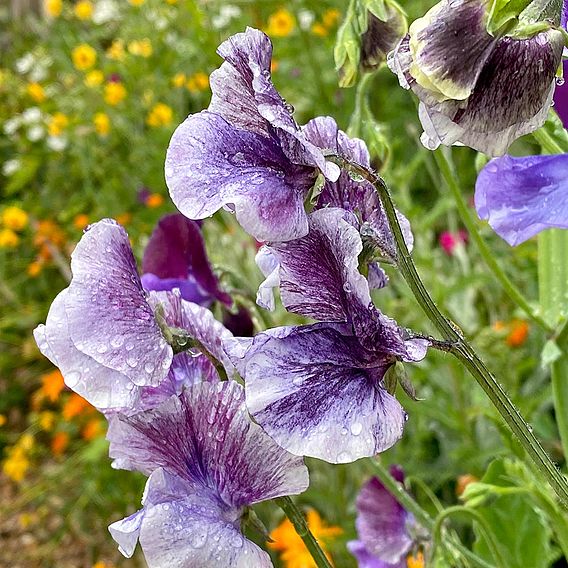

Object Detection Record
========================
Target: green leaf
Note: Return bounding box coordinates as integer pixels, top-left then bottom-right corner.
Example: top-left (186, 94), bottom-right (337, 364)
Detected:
top-left (471, 459), bottom-right (552, 568)
top-left (487, 0), bottom-right (532, 35)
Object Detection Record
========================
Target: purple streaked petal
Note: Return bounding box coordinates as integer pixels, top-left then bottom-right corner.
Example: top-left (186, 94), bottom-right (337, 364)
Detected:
top-left (270, 208), bottom-right (372, 322)
top-left (347, 540), bottom-right (405, 568)
top-left (356, 471), bottom-right (413, 564)
top-left (108, 381), bottom-right (309, 505)
top-left (165, 111), bottom-right (315, 242)
top-left (475, 154), bottom-right (568, 245)
top-left (368, 263), bottom-right (389, 290)
top-left (240, 324), bottom-right (406, 463)
top-left (142, 213), bottom-right (231, 306)
top-left (65, 219), bottom-right (172, 387)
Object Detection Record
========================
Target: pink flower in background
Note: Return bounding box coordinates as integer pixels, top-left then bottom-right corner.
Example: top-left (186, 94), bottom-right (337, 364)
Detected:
top-left (439, 230), bottom-right (468, 255)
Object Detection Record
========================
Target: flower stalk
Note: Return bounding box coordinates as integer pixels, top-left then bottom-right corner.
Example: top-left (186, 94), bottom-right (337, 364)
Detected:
top-left (328, 153), bottom-right (568, 509)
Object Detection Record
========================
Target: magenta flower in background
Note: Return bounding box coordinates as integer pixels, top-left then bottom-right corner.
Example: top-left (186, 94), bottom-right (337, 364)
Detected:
top-left (107, 380), bottom-right (309, 567)
top-left (439, 230), bottom-right (468, 255)
top-left (141, 213), bottom-right (231, 307)
top-left (165, 28), bottom-right (340, 242)
top-left (475, 154), bottom-right (568, 246)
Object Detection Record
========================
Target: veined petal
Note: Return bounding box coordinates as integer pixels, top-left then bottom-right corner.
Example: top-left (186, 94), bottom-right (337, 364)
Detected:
top-left (241, 324), bottom-right (406, 463)
top-left (65, 219), bottom-right (172, 387)
top-left (347, 540), bottom-right (405, 568)
top-left (475, 154), bottom-right (568, 245)
top-left (165, 111), bottom-right (314, 242)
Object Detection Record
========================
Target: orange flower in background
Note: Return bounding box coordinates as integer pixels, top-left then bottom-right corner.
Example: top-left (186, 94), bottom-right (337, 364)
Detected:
top-left (115, 212), bottom-right (132, 225)
top-left (456, 473), bottom-right (479, 496)
top-left (269, 509), bottom-right (342, 568)
top-left (74, 0), bottom-right (93, 20)
top-left (506, 320), bottom-right (529, 347)
top-left (73, 213), bottom-right (90, 230)
top-left (72, 44), bottom-right (97, 71)
top-left (2, 206), bottom-right (28, 231)
top-left (51, 431), bottom-right (69, 456)
top-left (407, 551), bottom-right (425, 568)
top-left (27, 82), bottom-right (46, 102)
top-left (62, 393), bottom-right (94, 420)
top-left (41, 369), bottom-right (65, 402)
top-left (146, 193), bottom-right (164, 208)
top-left (82, 418), bottom-right (104, 440)
top-left (27, 261), bottom-right (43, 277)
top-left (0, 228), bottom-right (19, 248)
top-left (266, 8), bottom-right (296, 37)
top-left (44, 0), bottom-right (62, 17)
top-left (104, 82), bottom-right (127, 105)
top-left (34, 219), bottom-right (66, 247)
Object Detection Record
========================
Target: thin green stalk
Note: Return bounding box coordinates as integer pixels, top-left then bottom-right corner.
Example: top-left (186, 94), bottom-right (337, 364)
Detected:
top-left (430, 506), bottom-right (507, 568)
top-left (274, 497), bottom-right (333, 568)
top-left (328, 154), bottom-right (568, 509)
top-left (366, 460), bottom-right (495, 568)
top-left (434, 149), bottom-right (553, 334)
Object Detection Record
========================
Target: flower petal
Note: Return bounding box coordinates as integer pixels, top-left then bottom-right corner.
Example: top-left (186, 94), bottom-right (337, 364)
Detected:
top-left (240, 324), bottom-right (406, 463)
top-left (347, 540), bottom-right (404, 568)
top-left (255, 246), bottom-right (280, 311)
top-left (65, 219), bottom-right (172, 387)
top-left (109, 510), bottom-right (145, 558)
top-left (165, 111), bottom-right (314, 241)
top-left (475, 154), bottom-right (568, 245)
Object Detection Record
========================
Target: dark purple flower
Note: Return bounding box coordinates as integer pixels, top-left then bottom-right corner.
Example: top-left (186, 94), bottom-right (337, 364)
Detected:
top-left (475, 154), bottom-right (568, 245)
top-left (107, 380), bottom-right (309, 567)
top-left (141, 213), bottom-right (231, 306)
top-left (348, 467), bottom-right (418, 567)
top-left (225, 209), bottom-right (428, 463)
top-left (165, 28), bottom-right (340, 242)
top-left (553, 60), bottom-right (568, 128)
top-left (34, 220), bottom-right (233, 413)
top-left (222, 305), bottom-right (255, 337)
top-left (388, 0), bottom-right (564, 156)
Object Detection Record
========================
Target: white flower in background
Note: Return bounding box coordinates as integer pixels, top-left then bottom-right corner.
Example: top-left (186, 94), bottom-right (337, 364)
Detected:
top-left (93, 0), bottom-right (119, 24)
top-left (47, 136), bottom-right (68, 151)
top-left (27, 125), bottom-right (45, 142)
top-left (2, 159), bottom-right (21, 176)
top-left (3, 116), bottom-right (22, 136)
top-left (15, 53), bottom-right (34, 74)
top-left (211, 5), bottom-right (241, 29)
top-left (22, 107), bottom-right (42, 124)
top-left (298, 9), bottom-right (315, 30)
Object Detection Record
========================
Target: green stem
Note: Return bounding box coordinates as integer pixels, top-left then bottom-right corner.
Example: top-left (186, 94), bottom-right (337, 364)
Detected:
top-left (431, 506), bottom-right (507, 568)
top-left (328, 154), bottom-right (568, 509)
top-left (366, 460), bottom-right (495, 568)
top-left (274, 497), bottom-right (333, 568)
top-left (434, 149), bottom-right (553, 334)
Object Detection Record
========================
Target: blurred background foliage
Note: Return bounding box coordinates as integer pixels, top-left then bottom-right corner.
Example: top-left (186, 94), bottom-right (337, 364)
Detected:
top-left (0, 0), bottom-right (565, 566)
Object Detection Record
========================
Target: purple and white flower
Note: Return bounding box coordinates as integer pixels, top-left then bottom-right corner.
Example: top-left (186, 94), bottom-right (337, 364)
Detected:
top-left (475, 153), bottom-right (568, 245)
top-left (165, 28), bottom-right (340, 242)
top-left (107, 380), bottom-right (309, 567)
top-left (348, 466), bottom-right (420, 568)
top-left (388, 0), bottom-right (565, 156)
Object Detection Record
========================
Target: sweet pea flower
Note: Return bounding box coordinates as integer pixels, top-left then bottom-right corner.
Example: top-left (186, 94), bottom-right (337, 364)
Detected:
top-left (388, 0), bottom-right (565, 156)
top-left (348, 467), bottom-right (423, 568)
top-left (225, 208), bottom-right (428, 464)
top-left (165, 28), bottom-right (340, 242)
top-left (141, 213), bottom-right (231, 307)
top-left (107, 380), bottom-right (309, 567)
top-left (475, 154), bottom-right (568, 245)
top-left (34, 219), bottom-right (233, 413)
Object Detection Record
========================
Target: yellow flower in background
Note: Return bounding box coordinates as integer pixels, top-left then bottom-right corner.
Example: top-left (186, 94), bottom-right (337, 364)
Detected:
top-left (128, 38), bottom-right (153, 57)
top-left (93, 112), bottom-right (110, 135)
top-left (27, 82), bottom-right (46, 102)
top-left (38, 411), bottom-right (56, 431)
top-left (72, 44), bottom-right (97, 71)
top-left (20, 433), bottom-right (35, 451)
top-left (44, 0), bottom-right (62, 17)
top-left (322, 8), bottom-right (341, 28)
top-left (0, 228), bottom-right (19, 248)
top-left (2, 206), bottom-right (28, 231)
top-left (27, 261), bottom-right (43, 277)
top-left (407, 551), bottom-right (425, 568)
top-left (269, 509), bottom-right (342, 568)
top-left (266, 8), bottom-right (296, 37)
top-left (129, 0), bottom-right (145, 5)
top-left (172, 72), bottom-right (186, 88)
top-left (311, 22), bottom-right (328, 37)
top-left (3, 446), bottom-right (30, 482)
top-left (165, 0), bottom-right (177, 4)
top-left (106, 39), bottom-right (125, 61)
top-left (104, 82), bottom-right (126, 105)
top-left (186, 71), bottom-right (209, 93)
top-left (146, 102), bottom-right (173, 127)
top-left (74, 0), bottom-right (93, 20)
top-left (0, 415), bottom-right (6, 427)
top-left (48, 112), bottom-right (69, 136)
top-left (84, 69), bottom-right (104, 87)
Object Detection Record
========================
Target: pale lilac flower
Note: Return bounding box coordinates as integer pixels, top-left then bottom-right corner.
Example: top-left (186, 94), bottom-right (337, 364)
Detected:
top-left (107, 380), bottom-right (309, 567)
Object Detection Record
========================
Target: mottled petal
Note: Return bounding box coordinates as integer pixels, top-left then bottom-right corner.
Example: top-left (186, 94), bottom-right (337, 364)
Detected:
top-left (270, 208), bottom-right (372, 322)
top-left (108, 381), bottom-right (309, 505)
top-left (240, 324), bottom-right (406, 463)
top-left (65, 219), bottom-right (172, 387)
top-left (165, 111), bottom-right (314, 242)
top-left (361, 7), bottom-right (406, 72)
top-left (142, 213), bottom-right (231, 306)
top-left (347, 540), bottom-right (404, 568)
top-left (356, 471), bottom-right (413, 564)
top-left (475, 154), bottom-right (568, 245)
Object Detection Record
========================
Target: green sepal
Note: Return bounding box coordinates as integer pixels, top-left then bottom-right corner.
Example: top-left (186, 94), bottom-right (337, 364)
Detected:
top-left (334, 0), bottom-right (364, 88)
top-left (487, 0), bottom-right (532, 36)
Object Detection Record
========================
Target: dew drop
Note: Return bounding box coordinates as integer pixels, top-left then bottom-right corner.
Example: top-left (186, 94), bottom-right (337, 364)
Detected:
top-left (350, 422), bottom-right (363, 436)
